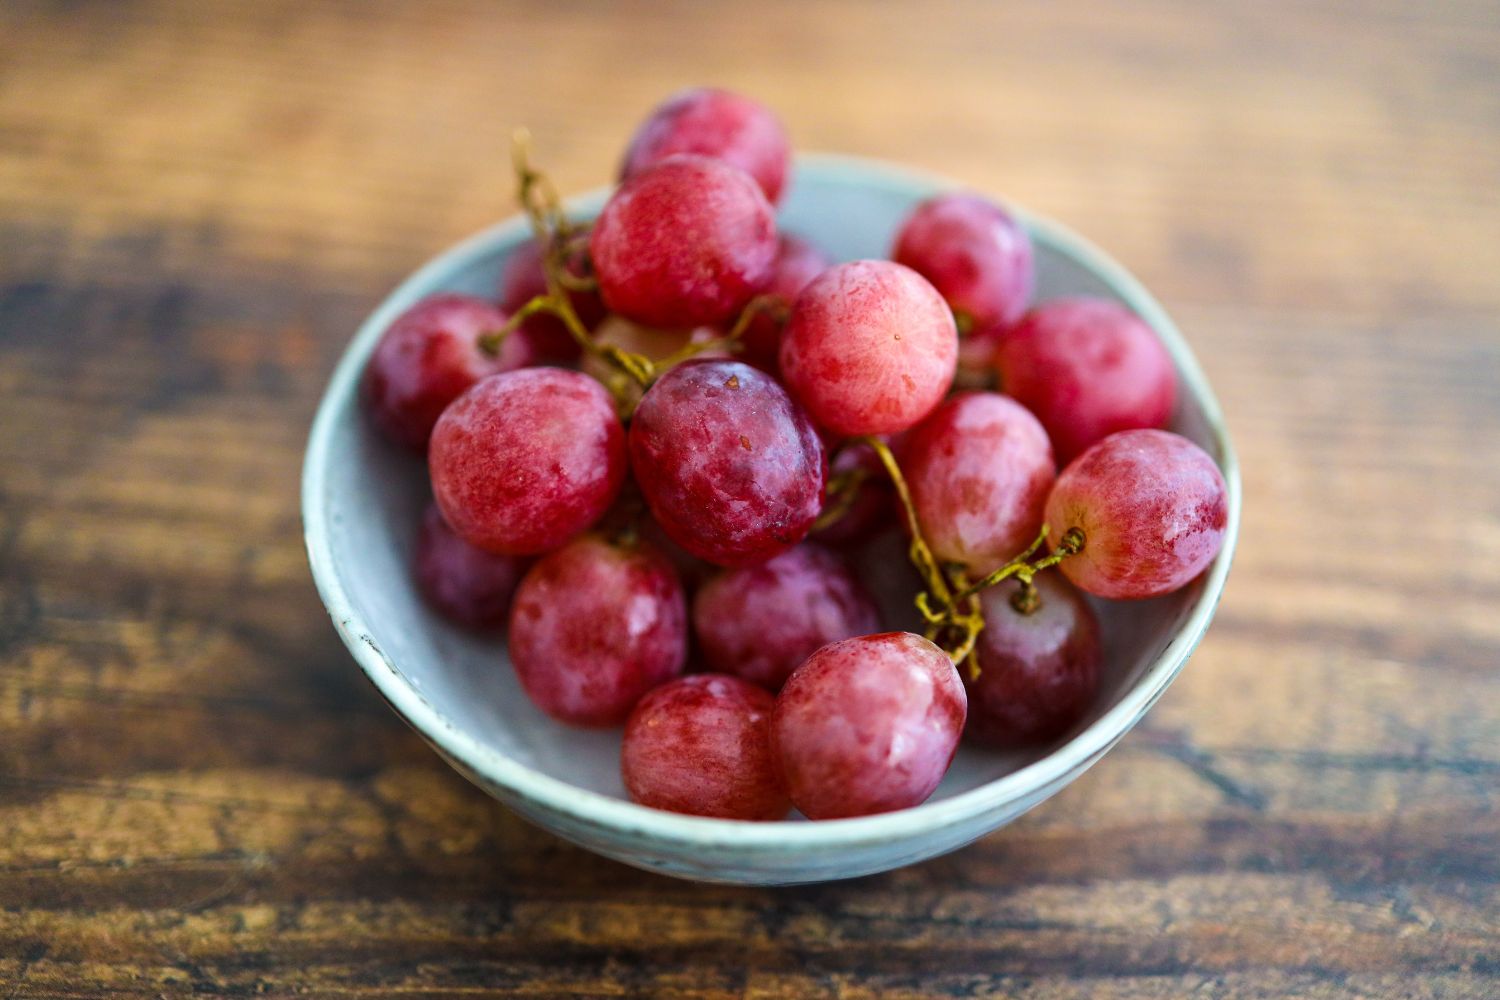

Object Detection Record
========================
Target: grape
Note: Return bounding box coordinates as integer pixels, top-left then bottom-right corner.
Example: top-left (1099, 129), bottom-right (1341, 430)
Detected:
top-left (964, 574), bottom-right (1101, 747)
top-left (955, 321), bottom-right (1007, 388)
top-left (739, 235), bottom-right (831, 375)
top-left (413, 503), bottom-right (528, 629)
top-left (361, 294), bottom-right (531, 450)
top-left (590, 155), bottom-right (777, 329)
top-left (693, 544), bottom-right (881, 691)
top-left (620, 87), bottom-right (791, 204)
top-left (809, 439), bottom-right (893, 547)
top-left (996, 297), bottom-right (1177, 463)
top-left (497, 238), bottom-right (605, 363)
top-left (629, 359), bottom-right (825, 567)
top-left (779, 261), bottom-right (957, 436)
top-left (1046, 429), bottom-right (1228, 599)
top-left (903, 392), bottom-right (1055, 573)
top-left (892, 192), bottom-right (1034, 331)
top-left (429, 369), bottom-right (625, 555)
top-left (621, 674), bottom-right (789, 820)
top-left (508, 534), bottom-right (686, 727)
top-left (772, 632), bottom-right (965, 819)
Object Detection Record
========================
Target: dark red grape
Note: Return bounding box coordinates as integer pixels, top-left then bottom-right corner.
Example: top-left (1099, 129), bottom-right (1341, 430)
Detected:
top-left (590, 155), bottom-right (777, 329)
top-left (629, 359), bottom-right (825, 568)
top-left (997, 297), bottom-right (1177, 463)
top-left (903, 392), bottom-right (1055, 573)
top-left (620, 87), bottom-right (791, 204)
top-left (496, 238), bottom-right (605, 363)
top-left (892, 192), bottom-right (1034, 331)
top-left (362, 294), bottom-right (531, 450)
top-left (809, 439), bottom-right (893, 547)
top-left (739, 235), bottom-right (830, 375)
top-left (429, 369), bottom-right (625, 555)
top-left (621, 674), bottom-right (789, 820)
top-left (965, 574), bottom-right (1101, 747)
top-left (508, 534), bottom-right (686, 727)
top-left (1046, 429), bottom-right (1228, 599)
top-left (780, 260), bottom-right (957, 436)
top-left (693, 544), bottom-right (880, 691)
top-left (772, 632), bottom-right (965, 819)
top-left (413, 503), bottom-right (528, 629)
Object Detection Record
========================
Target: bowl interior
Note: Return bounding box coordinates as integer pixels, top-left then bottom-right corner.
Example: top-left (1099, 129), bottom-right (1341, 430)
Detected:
top-left (305, 156), bottom-right (1237, 836)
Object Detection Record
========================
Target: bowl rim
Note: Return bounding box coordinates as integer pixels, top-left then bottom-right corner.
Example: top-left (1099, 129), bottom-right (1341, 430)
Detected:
top-left (302, 152), bottom-right (1241, 851)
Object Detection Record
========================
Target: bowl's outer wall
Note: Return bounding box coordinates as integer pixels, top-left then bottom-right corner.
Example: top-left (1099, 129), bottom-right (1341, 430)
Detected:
top-left (302, 156), bottom-right (1241, 885)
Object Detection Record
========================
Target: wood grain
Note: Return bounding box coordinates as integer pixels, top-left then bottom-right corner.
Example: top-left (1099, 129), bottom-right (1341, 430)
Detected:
top-left (1, 0), bottom-right (1497, 996)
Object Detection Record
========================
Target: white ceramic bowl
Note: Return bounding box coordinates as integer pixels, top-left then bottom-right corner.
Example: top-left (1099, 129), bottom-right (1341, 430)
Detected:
top-left (302, 155), bottom-right (1241, 885)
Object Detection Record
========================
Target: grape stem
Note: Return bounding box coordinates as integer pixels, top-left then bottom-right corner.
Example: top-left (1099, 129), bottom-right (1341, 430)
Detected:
top-left (859, 436), bottom-right (1086, 672)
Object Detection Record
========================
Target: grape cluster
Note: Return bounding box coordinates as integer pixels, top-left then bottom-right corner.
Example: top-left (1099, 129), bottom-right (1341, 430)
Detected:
top-left (361, 88), bottom-right (1229, 822)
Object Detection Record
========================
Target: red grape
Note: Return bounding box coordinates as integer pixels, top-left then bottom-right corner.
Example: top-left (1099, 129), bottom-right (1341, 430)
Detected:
top-left (590, 155), bottom-right (777, 329)
top-left (692, 544), bottom-right (881, 691)
top-left (362, 294), bottom-right (531, 450)
top-left (413, 503), bottom-right (528, 629)
top-left (508, 534), bottom-right (686, 727)
top-left (621, 674), bottom-right (789, 820)
top-left (903, 392), bottom-right (1055, 573)
top-left (429, 368), bottom-right (625, 555)
top-left (620, 87), bottom-right (791, 204)
top-left (779, 260), bottom-right (957, 436)
top-left (892, 192), bottom-right (1034, 331)
top-left (739, 235), bottom-right (831, 375)
top-left (772, 632), bottom-right (965, 819)
top-left (964, 574), bottom-right (1101, 747)
top-left (997, 297), bottom-right (1177, 463)
top-left (496, 238), bottom-right (605, 363)
top-left (1046, 429), bottom-right (1228, 599)
top-left (629, 359), bottom-right (825, 568)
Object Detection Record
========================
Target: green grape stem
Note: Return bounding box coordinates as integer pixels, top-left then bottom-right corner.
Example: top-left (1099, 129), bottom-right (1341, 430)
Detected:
top-left (859, 435), bottom-right (1086, 671)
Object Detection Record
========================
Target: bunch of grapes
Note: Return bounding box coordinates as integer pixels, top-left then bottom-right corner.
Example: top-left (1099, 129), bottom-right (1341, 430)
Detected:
top-left (361, 88), bottom-right (1229, 822)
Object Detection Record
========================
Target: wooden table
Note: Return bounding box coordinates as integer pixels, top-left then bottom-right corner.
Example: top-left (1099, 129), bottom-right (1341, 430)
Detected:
top-left (3, 2), bottom-right (1496, 996)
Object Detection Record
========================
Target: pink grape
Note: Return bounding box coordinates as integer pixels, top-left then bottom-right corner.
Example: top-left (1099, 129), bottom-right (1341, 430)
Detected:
top-left (413, 503), bottom-right (528, 629)
top-left (620, 87), bottom-right (791, 204)
top-left (739, 235), bottom-right (831, 375)
top-left (780, 260), bottom-right (957, 436)
top-left (429, 369), bottom-right (625, 555)
top-left (1046, 429), bottom-right (1228, 599)
top-left (692, 544), bottom-right (881, 691)
top-left (892, 192), bottom-right (1034, 331)
top-left (361, 294), bottom-right (531, 450)
top-left (903, 392), bottom-right (1055, 573)
top-left (629, 359), bottom-right (825, 568)
top-left (965, 574), bottom-right (1101, 747)
top-left (590, 155), bottom-right (777, 329)
top-left (997, 297), bottom-right (1177, 463)
top-left (496, 238), bottom-right (605, 363)
top-left (621, 674), bottom-right (789, 820)
top-left (508, 534), bottom-right (686, 727)
top-left (955, 321), bottom-right (1007, 388)
top-left (772, 632), bottom-right (965, 819)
